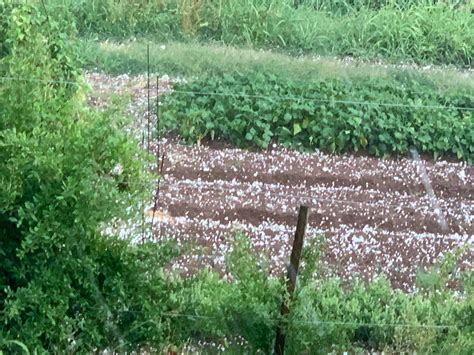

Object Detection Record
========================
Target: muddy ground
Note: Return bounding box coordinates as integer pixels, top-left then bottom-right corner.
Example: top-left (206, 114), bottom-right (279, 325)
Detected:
top-left (87, 73), bottom-right (473, 291)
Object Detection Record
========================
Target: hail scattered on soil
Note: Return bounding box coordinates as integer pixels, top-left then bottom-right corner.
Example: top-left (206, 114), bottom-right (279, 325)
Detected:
top-left (87, 72), bottom-right (473, 292)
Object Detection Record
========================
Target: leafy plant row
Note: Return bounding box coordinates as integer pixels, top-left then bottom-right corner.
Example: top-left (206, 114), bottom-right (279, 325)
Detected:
top-left (162, 73), bottom-right (474, 162)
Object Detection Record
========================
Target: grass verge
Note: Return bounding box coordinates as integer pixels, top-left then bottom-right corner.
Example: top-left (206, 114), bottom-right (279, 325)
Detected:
top-left (80, 39), bottom-right (474, 93)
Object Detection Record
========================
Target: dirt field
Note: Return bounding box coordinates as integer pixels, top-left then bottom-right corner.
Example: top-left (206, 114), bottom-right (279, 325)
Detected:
top-left (151, 140), bottom-right (472, 290)
top-left (87, 73), bottom-right (473, 291)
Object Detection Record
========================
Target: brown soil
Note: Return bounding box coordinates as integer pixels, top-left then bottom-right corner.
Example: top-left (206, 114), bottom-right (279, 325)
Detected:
top-left (86, 72), bottom-right (473, 292)
top-left (148, 140), bottom-right (473, 291)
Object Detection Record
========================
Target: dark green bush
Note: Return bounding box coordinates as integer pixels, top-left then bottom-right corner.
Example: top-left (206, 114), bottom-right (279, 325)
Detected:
top-left (171, 233), bottom-right (283, 352)
top-left (162, 73), bottom-right (474, 162)
top-left (168, 233), bottom-right (473, 353)
top-left (0, 3), bottom-right (178, 352)
top-left (287, 275), bottom-right (473, 353)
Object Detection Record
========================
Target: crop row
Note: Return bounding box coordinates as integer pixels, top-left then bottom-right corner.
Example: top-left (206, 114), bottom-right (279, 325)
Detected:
top-left (162, 73), bottom-right (474, 162)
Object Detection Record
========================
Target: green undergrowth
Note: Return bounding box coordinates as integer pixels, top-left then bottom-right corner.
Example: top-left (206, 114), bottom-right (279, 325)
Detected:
top-left (168, 235), bottom-right (474, 354)
top-left (44, 0), bottom-right (474, 66)
top-left (1, 4), bottom-right (473, 353)
top-left (2, 231), bottom-right (473, 353)
top-left (79, 40), bottom-right (474, 93)
top-left (162, 73), bottom-right (474, 162)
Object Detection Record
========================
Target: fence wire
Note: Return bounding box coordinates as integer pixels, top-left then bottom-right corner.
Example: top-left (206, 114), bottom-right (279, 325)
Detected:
top-left (2, 75), bottom-right (474, 112)
top-left (161, 312), bottom-right (461, 330)
top-left (157, 179), bottom-right (446, 211)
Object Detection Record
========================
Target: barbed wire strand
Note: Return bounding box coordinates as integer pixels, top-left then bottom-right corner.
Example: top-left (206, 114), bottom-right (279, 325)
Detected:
top-left (160, 312), bottom-right (460, 329)
top-left (148, 181), bottom-right (474, 243)
top-left (2, 76), bottom-right (474, 112)
top-left (170, 89), bottom-right (474, 112)
top-left (89, 40), bottom-right (474, 99)
top-left (86, 306), bottom-right (459, 330)
top-left (0, 76), bottom-right (80, 86)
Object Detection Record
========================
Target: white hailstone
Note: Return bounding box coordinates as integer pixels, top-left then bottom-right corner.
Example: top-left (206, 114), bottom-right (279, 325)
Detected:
top-left (111, 163), bottom-right (124, 176)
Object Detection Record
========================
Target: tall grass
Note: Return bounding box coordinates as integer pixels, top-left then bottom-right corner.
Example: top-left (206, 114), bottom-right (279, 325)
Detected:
top-left (44, 0), bottom-right (474, 66)
top-left (297, 0), bottom-right (471, 13)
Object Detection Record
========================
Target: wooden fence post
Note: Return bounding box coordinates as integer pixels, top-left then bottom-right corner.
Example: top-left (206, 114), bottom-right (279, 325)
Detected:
top-left (274, 205), bottom-right (309, 355)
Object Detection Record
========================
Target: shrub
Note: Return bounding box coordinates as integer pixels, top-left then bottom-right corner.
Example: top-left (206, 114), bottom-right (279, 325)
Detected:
top-left (170, 233), bottom-right (283, 352)
top-left (287, 275), bottom-right (473, 353)
top-left (162, 73), bottom-right (474, 161)
top-left (167, 233), bottom-right (473, 353)
top-left (287, 245), bottom-right (473, 353)
top-left (0, 3), bottom-right (177, 352)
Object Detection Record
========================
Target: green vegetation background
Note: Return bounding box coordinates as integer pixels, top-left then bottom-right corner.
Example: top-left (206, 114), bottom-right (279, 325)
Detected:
top-left (45, 0), bottom-right (474, 66)
top-left (0, 1), bottom-right (473, 353)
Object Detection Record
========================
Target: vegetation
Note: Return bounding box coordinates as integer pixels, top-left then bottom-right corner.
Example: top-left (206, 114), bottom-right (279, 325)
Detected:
top-left (162, 73), bottom-right (474, 161)
top-left (0, 2), bottom-right (175, 352)
top-left (1, 2), bottom-right (473, 353)
top-left (46, 0), bottom-right (474, 66)
top-left (80, 40), bottom-right (474, 92)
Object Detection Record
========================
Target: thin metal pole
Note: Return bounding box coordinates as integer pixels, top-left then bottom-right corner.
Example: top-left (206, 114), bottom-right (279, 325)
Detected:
top-left (156, 75), bottom-right (160, 158)
top-left (146, 43), bottom-right (151, 150)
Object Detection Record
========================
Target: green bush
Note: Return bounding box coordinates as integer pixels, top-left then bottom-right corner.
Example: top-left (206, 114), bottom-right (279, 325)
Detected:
top-left (287, 276), bottom-right (473, 353)
top-left (170, 233), bottom-right (283, 352)
top-left (287, 242), bottom-right (473, 353)
top-left (0, 3), bottom-right (178, 352)
top-left (162, 73), bottom-right (474, 161)
top-left (167, 233), bottom-right (473, 353)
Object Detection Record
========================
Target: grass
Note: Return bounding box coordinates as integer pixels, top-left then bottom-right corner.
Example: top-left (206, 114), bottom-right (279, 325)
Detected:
top-left (79, 39), bottom-right (474, 94)
top-left (46, 0), bottom-right (474, 67)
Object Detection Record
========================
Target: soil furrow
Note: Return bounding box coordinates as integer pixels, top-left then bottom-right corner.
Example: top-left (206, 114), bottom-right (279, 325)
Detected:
top-left (85, 73), bottom-right (473, 292)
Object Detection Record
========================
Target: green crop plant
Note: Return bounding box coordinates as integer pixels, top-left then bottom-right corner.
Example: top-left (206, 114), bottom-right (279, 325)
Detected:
top-left (162, 73), bottom-right (474, 161)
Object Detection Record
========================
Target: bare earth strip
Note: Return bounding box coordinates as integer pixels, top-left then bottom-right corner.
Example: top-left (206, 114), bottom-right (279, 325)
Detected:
top-left (153, 141), bottom-right (473, 291)
top-left (86, 73), bottom-right (473, 292)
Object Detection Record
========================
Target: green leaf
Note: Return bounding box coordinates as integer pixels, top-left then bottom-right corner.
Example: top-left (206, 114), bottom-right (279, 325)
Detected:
top-left (293, 123), bottom-right (302, 135)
